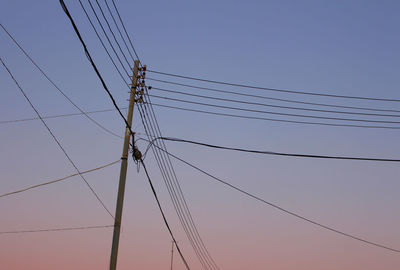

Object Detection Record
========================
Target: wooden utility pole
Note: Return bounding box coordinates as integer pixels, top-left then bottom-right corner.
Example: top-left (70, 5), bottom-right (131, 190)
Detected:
top-left (170, 241), bottom-right (175, 270)
top-left (109, 60), bottom-right (140, 270)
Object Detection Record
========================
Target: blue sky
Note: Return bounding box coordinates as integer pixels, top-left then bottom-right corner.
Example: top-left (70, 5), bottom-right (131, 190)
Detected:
top-left (1, 1), bottom-right (399, 269)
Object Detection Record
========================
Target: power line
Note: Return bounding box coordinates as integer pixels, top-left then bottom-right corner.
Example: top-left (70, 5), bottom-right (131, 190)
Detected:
top-left (151, 102), bottom-right (400, 130)
top-left (82, 1), bottom-right (218, 266)
top-left (60, 1), bottom-right (217, 268)
top-left (85, 0), bottom-right (131, 78)
top-left (147, 70), bottom-right (400, 102)
top-left (60, 0), bottom-right (133, 135)
top-left (142, 140), bottom-right (400, 254)
top-left (142, 87), bottom-right (220, 270)
top-left (149, 94), bottom-right (400, 125)
top-left (0, 225), bottom-right (114, 235)
top-left (151, 87), bottom-right (400, 118)
top-left (77, 0), bottom-right (130, 85)
top-left (151, 137), bottom-right (400, 163)
top-left (137, 104), bottom-right (218, 270)
top-left (62, 2), bottom-right (217, 268)
top-left (140, 159), bottom-right (191, 270)
top-left (0, 107), bottom-right (127, 125)
top-left (0, 23), bottom-right (123, 140)
top-left (102, 0), bottom-right (135, 63)
top-left (0, 160), bottom-right (120, 199)
top-left (93, 0), bottom-right (132, 69)
top-left (147, 77), bottom-right (400, 114)
top-left (1, 57), bottom-right (114, 219)
top-left (110, 0), bottom-right (141, 62)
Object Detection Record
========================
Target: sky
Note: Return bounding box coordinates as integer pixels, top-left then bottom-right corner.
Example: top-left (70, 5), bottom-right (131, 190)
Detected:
top-left (1, 0), bottom-right (400, 269)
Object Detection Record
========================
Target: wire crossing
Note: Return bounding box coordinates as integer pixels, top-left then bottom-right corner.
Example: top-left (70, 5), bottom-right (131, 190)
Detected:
top-left (1, 57), bottom-right (114, 219)
top-left (0, 23), bottom-right (123, 140)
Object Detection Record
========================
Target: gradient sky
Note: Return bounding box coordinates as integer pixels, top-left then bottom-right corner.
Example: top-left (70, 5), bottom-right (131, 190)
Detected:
top-left (1, 0), bottom-right (399, 269)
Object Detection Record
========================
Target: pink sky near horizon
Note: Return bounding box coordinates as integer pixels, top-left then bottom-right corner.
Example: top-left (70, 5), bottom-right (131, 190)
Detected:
top-left (1, 0), bottom-right (400, 269)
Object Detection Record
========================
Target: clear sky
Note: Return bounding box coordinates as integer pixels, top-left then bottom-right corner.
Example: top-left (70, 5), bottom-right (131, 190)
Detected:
top-left (1, 0), bottom-right (399, 269)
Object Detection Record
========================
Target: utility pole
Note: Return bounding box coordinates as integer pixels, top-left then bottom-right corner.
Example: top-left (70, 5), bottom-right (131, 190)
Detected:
top-left (170, 241), bottom-right (175, 270)
top-left (109, 60), bottom-right (140, 270)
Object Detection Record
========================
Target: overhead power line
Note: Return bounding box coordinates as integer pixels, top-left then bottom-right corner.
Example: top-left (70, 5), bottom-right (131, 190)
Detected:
top-left (0, 225), bottom-right (114, 235)
top-left (148, 70), bottom-right (400, 102)
top-left (60, 0), bottom-right (133, 135)
top-left (0, 23), bottom-right (123, 140)
top-left (1, 57), bottom-right (114, 219)
top-left (149, 94), bottom-right (400, 125)
top-left (148, 78), bottom-right (400, 114)
top-left (85, 0), bottom-right (131, 78)
top-left (92, 0), bottom-right (132, 69)
top-left (151, 87), bottom-right (400, 118)
top-left (142, 140), bottom-right (400, 254)
top-left (78, 0), bottom-right (130, 84)
top-left (63, 1), bottom-right (218, 268)
top-left (151, 137), bottom-right (400, 163)
top-left (110, 0), bottom-right (141, 62)
top-left (0, 107), bottom-right (127, 125)
top-left (140, 159), bottom-right (191, 270)
top-left (0, 160), bottom-right (120, 199)
top-left (137, 103), bottom-right (219, 270)
top-left (138, 82), bottom-right (220, 269)
top-left (151, 103), bottom-right (400, 130)
top-left (102, 0), bottom-right (135, 63)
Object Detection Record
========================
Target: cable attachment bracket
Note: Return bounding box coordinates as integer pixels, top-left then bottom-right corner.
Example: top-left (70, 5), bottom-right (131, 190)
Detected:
top-left (134, 65), bottom-right (147, 104)
top-left (130, 133), bottom-right (142, 161)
